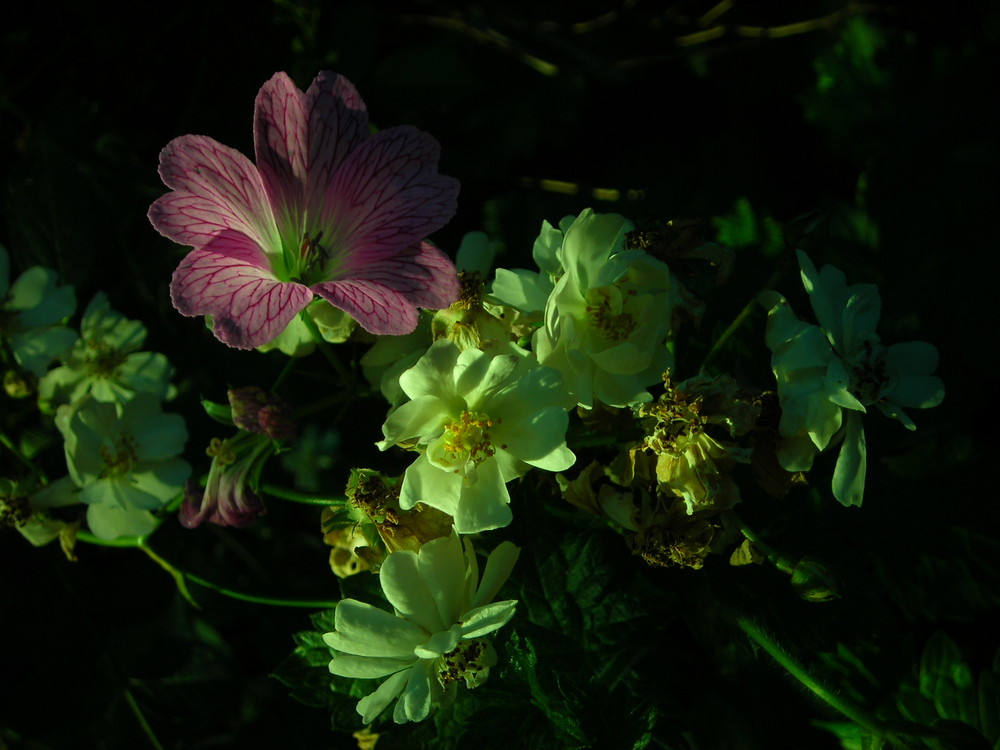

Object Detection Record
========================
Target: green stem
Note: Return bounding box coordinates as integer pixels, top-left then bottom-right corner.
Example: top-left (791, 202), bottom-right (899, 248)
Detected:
top-left (262, 482), bottom-right (347, 506)
top-left (0, 428), bottom-right (43, 478)
top-left (299, 309), bottom-right (354, 389)
top-left (701, 266), bottom-right (783, 369)
top-left (735, 617), bottom-right (914, 749)
top-left (271, 355), bottom-right (297, 392)
top-left (76, 529), bottom-right (145, 548)
top-left (123, 688), bottom-right (167, 750)
top-left (724, 510), bottom-right (794, 574)
top-left (174, 568), bottom-right (339, 608)
top-left (74, 531), bottom-right (339, 609)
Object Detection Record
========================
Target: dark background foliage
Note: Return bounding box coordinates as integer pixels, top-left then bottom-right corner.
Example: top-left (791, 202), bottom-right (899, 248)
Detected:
top-left (2, 1), bottom-right (997, 748)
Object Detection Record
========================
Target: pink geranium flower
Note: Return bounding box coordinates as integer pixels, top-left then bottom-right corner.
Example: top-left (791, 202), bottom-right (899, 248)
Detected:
top-left (149, 71), bottom-right (460, 349)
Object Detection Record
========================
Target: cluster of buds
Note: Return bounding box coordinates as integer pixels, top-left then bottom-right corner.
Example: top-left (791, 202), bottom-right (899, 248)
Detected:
top-left (322, 468), bottom-right (453, 577)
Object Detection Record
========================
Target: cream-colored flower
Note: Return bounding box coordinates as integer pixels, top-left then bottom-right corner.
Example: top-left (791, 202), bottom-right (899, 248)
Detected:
top-left (324, 530), bottom-right (519, 724)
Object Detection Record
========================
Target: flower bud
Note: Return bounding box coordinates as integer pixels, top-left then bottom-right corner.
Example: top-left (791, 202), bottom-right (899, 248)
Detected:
top-left (790, 556), bottom-right (841, 602)
top-left (227, 386), bottom-right (297, 441)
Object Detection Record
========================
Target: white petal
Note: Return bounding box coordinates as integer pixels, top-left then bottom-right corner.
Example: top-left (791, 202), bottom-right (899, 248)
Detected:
top-left (85, 503), bottom-right (158, 540)
top-left (832, 411), bottom-right (866, 507)
top-left (414, 626), bottom-right (461, 658)
top-left (328, 599), bottom-right (427, 658)
top-left (417, 531), bottom-right (467, 626)
top-left (329, 653), bottom-right (416, 679)
top-left (400, 661), bottom-right (434, 723)
top-left (381, 550), bottom-right (447, 633)
top-left (459, 600), bottom-right (518, 638)
top-left (471, 542), bottom-right (520, 609)
top-left (356, 668), bottom-right (411, 724)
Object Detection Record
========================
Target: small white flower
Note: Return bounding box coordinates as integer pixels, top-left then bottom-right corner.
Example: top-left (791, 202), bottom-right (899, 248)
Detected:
top-left (761, 250), bottom-right (944, 506)
top-left (39, 292), bottom-right (173, 405)
top-left (324, 530), bottom-right (519, 724)
top-left (0, 245), bottom-right (78, 377)
top-left (378, 339), bottom-right (574, 533)
top-left (54, 395), bottom-right (191, 538)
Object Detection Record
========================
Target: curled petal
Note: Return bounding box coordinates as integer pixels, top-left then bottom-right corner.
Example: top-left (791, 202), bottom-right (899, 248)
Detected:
top-left (170, 231), bottom-right (312, 349)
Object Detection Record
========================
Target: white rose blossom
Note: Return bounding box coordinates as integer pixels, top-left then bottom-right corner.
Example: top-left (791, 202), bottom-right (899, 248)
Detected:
top-left (494, 209), bottom-right (675, 409)
top-left (378, 339), bottom-right (575, 533)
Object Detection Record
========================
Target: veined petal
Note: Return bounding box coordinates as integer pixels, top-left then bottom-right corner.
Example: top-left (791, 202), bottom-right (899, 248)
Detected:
top-left (351, 241), bottom-right (460, 310)
top-left (170, 232), bottom-right (312, 349)
top-left (312, 278), bottom-right (419, 336)
top-left (380, 550), bottom-right (447, 633)
top-left (304, 71), bottom-right (369, 217)
top-left (150, 135), bottom-right (280, 251)
top-left (832, 411), bottom-right (866, 507)
top-left (253, 72), bottom-right (308, 243)
top-left (471, 541), bottom-right (520, 609)
top-left (326, 126), bottom-right (458, 264)
top-left (328, 599), bottom-right (427, 658)
top-left (356, 668), bottom-right (410, 724)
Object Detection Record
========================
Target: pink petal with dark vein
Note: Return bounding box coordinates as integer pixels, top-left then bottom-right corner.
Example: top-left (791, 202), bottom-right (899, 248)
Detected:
top-left (336, 241), bottom-right (460, 309)
top-left (325, 126), bottom-right (459, 265)
top-left (253, 72), bottom-right (308, 235)
top-left (170, 231), bottom-right (312, 349)
top-left (312, 279), bottom-right (419, 336)
top-left (150, 135), bottom-right (279, 251)
top-left (304, 72), bottom-right (369, 216)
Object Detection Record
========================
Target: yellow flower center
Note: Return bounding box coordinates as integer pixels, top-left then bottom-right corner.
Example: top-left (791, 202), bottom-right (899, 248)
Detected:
top-left (99, 436), bottom-right (139, 477)
top-left (586, 287), bottom-right (637, 342)
top-left (436, 638), bottom-right (491, 689)
top-left (441, 411), bottom-right (499, 465)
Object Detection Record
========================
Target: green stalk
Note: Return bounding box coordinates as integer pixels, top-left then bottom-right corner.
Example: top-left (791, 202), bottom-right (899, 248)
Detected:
top-left (299, 309), bottom-right (354, 389)
top-left (74, 530), bottom-right (338, 609)
top-left (262, 483), bottom-right (347, 506)
top-left (735, 616), bottom-right (914, 749)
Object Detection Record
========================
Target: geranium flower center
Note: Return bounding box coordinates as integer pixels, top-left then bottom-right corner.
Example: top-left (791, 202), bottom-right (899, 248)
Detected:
top-left (100, 436), bottom-right (139, 477)
top-left (586, 286), bottom-right (637, 341)
top-left (289, 230), bottom-right (341, 286)
top-left (435, 638), bottom-right (491, 689)
top-left (441, 411), bottom-right (498, 466)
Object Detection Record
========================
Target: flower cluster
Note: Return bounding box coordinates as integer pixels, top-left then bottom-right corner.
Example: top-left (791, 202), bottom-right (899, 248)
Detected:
top-left (2, 65), bottom-right (949, 746)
